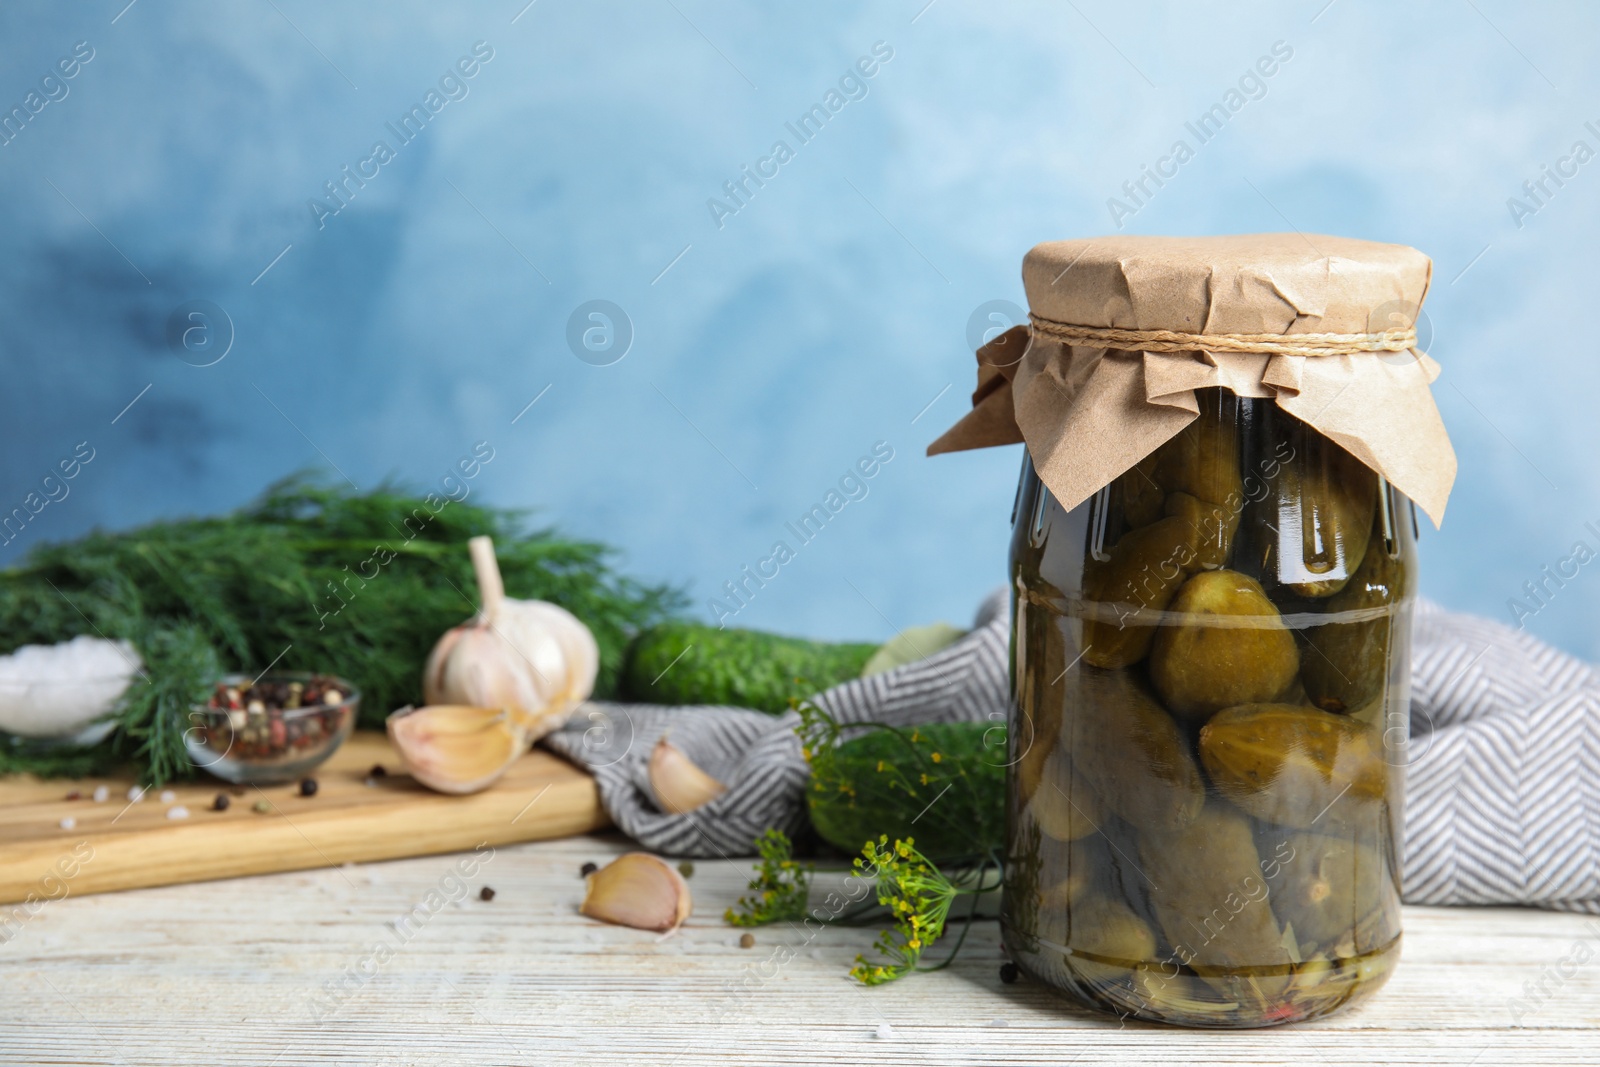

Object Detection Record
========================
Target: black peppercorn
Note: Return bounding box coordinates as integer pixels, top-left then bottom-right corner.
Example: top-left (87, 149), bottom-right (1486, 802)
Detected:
top-left (479, 886), bottom-right (496, 902)
top-left (580, 862), bottom-right (598, 877)
top-left (999, 962), bottom-right (1020, 984)
top-left (299, 777), bottom-right (318, 797)
top-left (212, 793), bottom-right (230, 812)
top-left (369, 763), bottom-right (387, 778)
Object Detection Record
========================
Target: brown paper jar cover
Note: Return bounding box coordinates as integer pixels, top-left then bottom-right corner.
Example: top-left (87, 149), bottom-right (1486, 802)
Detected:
top-left (929, 233), bottom-right (1457, 525)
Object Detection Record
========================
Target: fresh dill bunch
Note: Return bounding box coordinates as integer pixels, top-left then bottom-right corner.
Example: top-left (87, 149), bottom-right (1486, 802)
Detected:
top-left (848, 836), bottom-right (961, 986)
top-left (725, 828), bottom-right (814, 927)
top-left (0, 473), bottom-right (684, 784)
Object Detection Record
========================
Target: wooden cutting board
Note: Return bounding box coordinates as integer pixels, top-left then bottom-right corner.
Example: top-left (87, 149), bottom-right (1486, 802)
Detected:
top-left (0, 731), bottom-right (607, 904)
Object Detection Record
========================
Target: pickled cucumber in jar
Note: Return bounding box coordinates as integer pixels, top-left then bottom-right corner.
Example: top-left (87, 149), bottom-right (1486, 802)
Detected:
top-left (1064, 666), bottom-right (1204, 832)
top-left (1032, 834), bottom-right (1111, 951)
top-left (1148, 570), bottom-right (1300, 721)
top-left (1138, 802), bottom-right (1295, 1003)
top-left (1153, 408), bottom-right (1244, 510)
top-left (1023, 747), bottom-right (1104, 842)
top-left (1256, 826), bottom-right (1401, 956)
top-left (1015, 597), bottom-right (1067, 802)
top-left (1080, 515), bottom-right (1204, 669)
top-left (1117, 452), bottom-right (1165, 530)
top-left (1114, 392), bottom-right (1244, 535)
top-left (1061, 893), bottom-right (1159, 990)
top-left (1260, 420), bottom-right (1379, 599)
top-left (1199, 703), bottom-right (1388, 835)
top-left (1300, 512), bottom-right (1410, 714)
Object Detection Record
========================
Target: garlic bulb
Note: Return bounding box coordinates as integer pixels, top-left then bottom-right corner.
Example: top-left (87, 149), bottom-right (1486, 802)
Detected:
top-left (648, 738), bottom-right (726, 814)
top-left (0, 636), bottom-right (141, 743)
top-left (386, 704), bottom-right (524, 795)
top-left (580, 853), bottom-right (693, 932)
top-left (423, 536), bottom-right (599, 743)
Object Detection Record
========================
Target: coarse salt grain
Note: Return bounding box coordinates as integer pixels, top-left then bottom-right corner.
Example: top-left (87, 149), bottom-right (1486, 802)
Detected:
top-left (60, 817), bottom-right (76, 830)
top-left (167, 806), bottom-right (189, 820)
top-left (874, 1023), bottom-right (895, 1040)
top-left (127, 786), bottom-right (145, 802)
top-left (92, 786), bottom-right (109, 803)
top-left (159, 790), bottom-right (176, 803)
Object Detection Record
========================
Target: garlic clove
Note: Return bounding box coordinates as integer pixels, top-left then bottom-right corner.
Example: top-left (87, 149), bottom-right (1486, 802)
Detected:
top-left (579, 853), bottom-right (692, 932)
top-left (385, 704), bottom-right (524, 795)
top-left (648, 738), bottom-right (727, 815)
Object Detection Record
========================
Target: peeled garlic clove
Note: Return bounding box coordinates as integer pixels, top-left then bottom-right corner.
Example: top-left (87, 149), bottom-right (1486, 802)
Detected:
top-left (648, 738), bottom-right (726, 815)
top-left (580, 853), bottom-right (692, 932)
top-left (386, 704), bottom-right (524, 795)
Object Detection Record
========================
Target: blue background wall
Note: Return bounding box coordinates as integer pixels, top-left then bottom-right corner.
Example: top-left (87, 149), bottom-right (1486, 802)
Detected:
top-left (2, 1), bottom-right (1597, 656)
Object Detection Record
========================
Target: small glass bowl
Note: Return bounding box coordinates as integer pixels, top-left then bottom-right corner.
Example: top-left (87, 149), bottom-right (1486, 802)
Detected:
top-left (185, 672), bottom-right (358, 784)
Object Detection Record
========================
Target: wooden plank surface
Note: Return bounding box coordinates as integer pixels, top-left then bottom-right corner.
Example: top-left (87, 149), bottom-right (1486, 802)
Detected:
top-left (0, 732), bottom-right (606, 904)
top-left (0, 832), bottom-right (1595, 1066)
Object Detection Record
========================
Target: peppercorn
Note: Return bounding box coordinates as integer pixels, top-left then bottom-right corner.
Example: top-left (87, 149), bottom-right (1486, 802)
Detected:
top-left (369, 763), bottom-right (387, 778)
top-left (739, 933), bottom-right (755, 949)
top-left (580, 862), bottom-right (598, 877)
top-left (252, 800), bottom-right (271, 814)
top-left (299, 778), bottom-right (318, 797)
top-left (64, 790), bottom-right (81, 801)
top-left (999, 962), bottom-right (1020, 984)
top-left (479, 886), bottom-right (496, 902)
top-left (678, 861), bottom-right (695, 879)
top-left (212, 793), bottom-right (230, 812)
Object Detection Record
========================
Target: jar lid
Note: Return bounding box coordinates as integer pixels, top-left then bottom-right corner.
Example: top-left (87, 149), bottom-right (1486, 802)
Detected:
top-left (930, 233), bottom-right (1456, 525)
top-left (1023, 233), bottom-right (1431, 337)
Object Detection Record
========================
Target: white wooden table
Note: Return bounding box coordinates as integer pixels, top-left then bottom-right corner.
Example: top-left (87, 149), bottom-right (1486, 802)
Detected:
top-left (2, 832), bottom-right (1596, 1066)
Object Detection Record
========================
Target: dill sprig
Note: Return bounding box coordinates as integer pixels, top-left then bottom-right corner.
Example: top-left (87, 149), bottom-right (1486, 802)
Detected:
top-left (725, 828), bottom-right (813, 927)
top-left (848, 836), bottom-right (962, 985)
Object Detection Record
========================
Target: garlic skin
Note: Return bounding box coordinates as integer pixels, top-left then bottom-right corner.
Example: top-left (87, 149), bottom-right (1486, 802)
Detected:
top-left (423, 536), bottom-right (599, 743)
top-left (0, 636), bottom-right (141, 742)
top-left (580, 853), bottom-right (693, 932)
top-left (386, 704), bottom-right (525, 795)
top-left (648, 738), bottom-right (726, 815)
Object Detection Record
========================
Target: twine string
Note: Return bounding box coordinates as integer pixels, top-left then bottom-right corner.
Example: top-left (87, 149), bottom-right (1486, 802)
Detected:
top-left (1028, 314), bottom-right (1418, 357)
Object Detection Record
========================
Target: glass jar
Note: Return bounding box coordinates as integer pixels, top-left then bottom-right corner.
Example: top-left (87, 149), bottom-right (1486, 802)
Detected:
top-left (1002, 387), bottom-right (1416, 1028)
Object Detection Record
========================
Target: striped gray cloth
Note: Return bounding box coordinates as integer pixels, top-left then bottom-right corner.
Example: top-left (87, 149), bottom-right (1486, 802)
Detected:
top-left (544, 593), bottom-right (1600, 911)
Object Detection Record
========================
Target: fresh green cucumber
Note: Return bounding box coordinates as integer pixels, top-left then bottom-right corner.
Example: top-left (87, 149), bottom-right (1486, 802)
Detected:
top-left (622, 623), bottom-right (877, 714)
